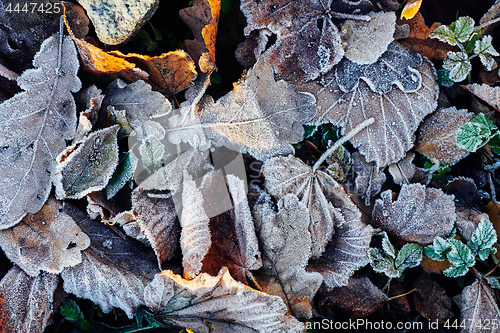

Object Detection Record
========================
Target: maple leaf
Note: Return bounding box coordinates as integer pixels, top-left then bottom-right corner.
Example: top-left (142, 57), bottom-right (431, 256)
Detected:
top-left (0, 33), bottom-right (81, 229)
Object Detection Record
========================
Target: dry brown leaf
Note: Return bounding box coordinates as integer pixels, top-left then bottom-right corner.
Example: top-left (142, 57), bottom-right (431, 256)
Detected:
top-left (462, 83), bottom-right (500, 112)
top-left (0, 197), bottom-right (89, 277)
top-left (0, 266), bottom-right (60, 333)
top-left (413, 272), bottom-right (453, 323)
top-left (420, 254), bottom-right (451, 274)
top-left (461, 279), bottom-right (500, 333)
top-left (252, 191), bottom-right (323, 320)
top-left (415, 107), bottom-right (474, 164)
top-left (74, 85), bottom-right (104, 141)
top-left (397, 13), bottom-right (459, 61)
top-left (180, 0), bottom-right (221, 68)
top-left (445, 177), bottom-right (478, 207)
top-left (317, 277), bottom-right (388, 318)
top-left (263, 155), bottom-right (361, 257)
top-left (372, 183), bottom-right (456, 244)
top-left (486, 201), bottom-right (500, 259)
top-left (144, 267), bottom-right (304, 333)
top-left (352, 152), bottom-right (386, 206)
top-left (109, 50), bottom-right (197, 96)
top-left (61, 204), bottom-right (158, 318)
top-left (481, 0), bottom-right (500, 35)
top-left (388, 152), bottom-right (415, 185)
top-left (456, 207), bottom-right (490, 243)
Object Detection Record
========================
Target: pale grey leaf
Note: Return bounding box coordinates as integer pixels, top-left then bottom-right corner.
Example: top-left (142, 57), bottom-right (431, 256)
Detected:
top-left (352, 152), bottom-right (386, 206)
top-left (461, 279), bottom-right (500, 333)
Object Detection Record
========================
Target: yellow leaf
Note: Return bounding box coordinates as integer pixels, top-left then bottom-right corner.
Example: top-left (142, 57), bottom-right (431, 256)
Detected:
top-left (401, 0), bottom-right (423, 20)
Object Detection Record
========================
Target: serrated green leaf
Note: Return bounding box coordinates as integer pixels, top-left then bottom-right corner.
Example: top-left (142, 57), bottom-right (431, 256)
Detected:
top-left (395, 243), bottom-right (422, 273)
top-left (424, 245), bottom-right (442, 260)
top-left (106, 151), bottom-right (139, 199)
top-left (430, 25), bottom-right (458, 46)
top-left (381, 231), bottom-right (397, 259)
top-left (139, 137), bottom-right (165, 173)
top-left (437, 68), bottom-right (454, 87)
top-left (425, 236), bottom-right (451, 261)
top-left (443, 51), bottom-right (471, 82)
top-left (457, 122), bottom-right (484, 152)
top-left (451, 16), bottom-right (475, 43)
top-left (474, 36), bottom-right (499, 71)
top-left (443, 263), bottom-right (470, 277)
top-left (447, 239), bottom-right (475, 270)
top-left (61, 299), bottom-right (84, 322)
top-left (468, 219), bottom-right (497, 261)
top-left (486, 276), bottom-right (500, 289)
top-left (472, 113), bottom-right (497, 134)
top-left (303, 125), bottom-right (317, 138)
top-left (369, 248), bottom-right (400, 278)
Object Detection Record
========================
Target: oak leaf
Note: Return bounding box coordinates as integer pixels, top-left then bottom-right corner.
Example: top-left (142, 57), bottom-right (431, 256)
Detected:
top-left (461, 279), bottom-right (500, 333)
top-left (144, 267), bottom-right (304, 333)
top-left (0, 34), bottom-right (81, 229)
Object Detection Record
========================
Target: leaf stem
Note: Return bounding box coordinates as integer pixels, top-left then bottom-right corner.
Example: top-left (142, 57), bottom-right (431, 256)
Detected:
top-left (484, 262), bottom-right (499, 278)
top-left (388, 288), bottom-right (417, 300)
top-left (312, 118), bottom-right (375, 173)
top-left (472, 266), bottom-right (482, 279)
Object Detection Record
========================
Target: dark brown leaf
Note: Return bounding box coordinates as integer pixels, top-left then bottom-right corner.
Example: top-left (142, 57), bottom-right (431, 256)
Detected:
top-left (413, 272), bottom-right (453, 323)
top-left (461, 279), bottom-right (500, 333)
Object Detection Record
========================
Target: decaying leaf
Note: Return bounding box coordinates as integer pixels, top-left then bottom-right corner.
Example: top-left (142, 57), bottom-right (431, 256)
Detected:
top-left (252, 191), bottom-right (323, 320)
top-left (387, 152), bottom-right (432, 186)
top-left (76, 0), bottom-right (159, 45)
top-left (167, 58), bottom-right (316, 161)
top-left (74, 85), bottom-right (104, 142)
top-left (416, 107), bottom-right (474, 164)
top-left (61, 204), bottom-right (158, 318)
top-left (372, 183), bottom-right (456, 244)
top-left (144, 267), bottom-right (303, 333)
top-left (352, 152), bottom-right (386, 206)
top-left (263, 155), bottom-right (361, 257)
top-left (0, 34), bottom-right (81, 229)
top-left (462, 83), bottom-right (500, 112)
top-left (300, 43), bottom-right (439, 167)
top-left (317, 277), bottom-right (388, 318)
top-left (0, 266), bottom-right (60, 333)
top-left (240, 0), bottom-right (372, 82)
top-left (341, 11), bottom-right (395, 65)
top-left (401, 0), bottom-right (423, 20)
top-left (109, 50), bottom-right (197, 96)
top-left (461, 279), bottom-right (500, 333)
top-left (53, 125), bottom-right (119, 199)
top-left (413, 272), bottom-right (453, 323)
top-left (0, 197), bottom-right (90, 277)
top-left (445, 177), bottom-right (478, 208)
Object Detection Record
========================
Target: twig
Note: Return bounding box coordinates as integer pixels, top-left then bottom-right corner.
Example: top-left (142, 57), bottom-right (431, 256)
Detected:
top-left (388, 288), bottom-right (417, 300)
top-left (483, 262), bottom-right (499, 278)
top-left (488, 171), bottom-right (497, 202)
top-left (330, 12), bottom-right (372, 21)
top-left (0, 63), bottom-right (18, 81)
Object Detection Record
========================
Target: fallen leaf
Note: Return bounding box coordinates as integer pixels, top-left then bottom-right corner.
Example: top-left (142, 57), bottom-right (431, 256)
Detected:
top-left (109, 50), bottom-right (197, 96)
top-left (388, 152), bottom-right (415, 185)
top-left (0, 197), bottom-right (90, 277)
top-left (413, 272), bottom-right (453, 323)
top-left (300, 43), bottom-right (438, 167)
top-left (252, 191), bottom-right (323, 320)
top-left (74, 85), bottom-right (104, 141)
top-left (420, 254), bottom-right (451, 274)
top-left (415, 107), bottom-right (474, 164)
top-left (462, 83), bottom-right (500, 112)
top-left (352, 152), bottom-right (386, 206)
top-left (317, 277), bottom-right (388, 318)
top-left (53, 125), bottom-right (120, 199)
top-left (461, 279), bottom-right (500, 333)
top-left (0, 34), bottom-right (81, 229)
top-left (0, 266), bottom-right (60, 333)
top-left (76, 0), bottom-right (159, 45)
top-left (486, 201), bottom-right (500, 256)
top-left (456, 207), bottom-right (490, 243)
top-left (144, 267), bottom-right (304, 332)
top-left (61, 204), bottom-right (158, 318)
top-left (263, 155), bottom-right (361, 257)
top-left (444, 177), bottom-right (478, 207)
top-left (308, 216), bottom-right (375, 289)
top-left (397, 13), bottom-right (459, 61)
top-left (372, 183), bottom-right (456, 244)
top-left (401, 0), bottom-right (423, 20)
top-left (106, 150), bottom-right (139, 199)
top-left (480, 0), bottom-right (500, 35)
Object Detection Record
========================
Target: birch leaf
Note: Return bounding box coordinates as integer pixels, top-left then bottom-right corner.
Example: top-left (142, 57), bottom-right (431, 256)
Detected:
top-left (0, 34), bottom-right (81, 229)
top-left (373, 183), bottom-right (456, 244)
top-left (252, 191), bottom-right (323, 320)
top-left (53, 125), bottom-right (120, 199)
top-left (461, 279), bottom-right (500, 333)
top-left (263, 155), bottom-right (361, 257)
top-left (0, 197), bottom-right (90, 277)
top-left (144, 267), bottom-right (304, 333)
top-left (0, 266), bottom-right (60, 333)
top-left (300, 44), bottom-right (438, 167)
top-left (61, 204), bottom-right (158, 318)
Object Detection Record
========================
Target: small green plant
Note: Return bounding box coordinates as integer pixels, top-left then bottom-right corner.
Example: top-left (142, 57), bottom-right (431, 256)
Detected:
top-left (457, 113), bottom-right (500, 153)
top-left (430, 16), bottom-right (499, 82)
top-left (424, 219), bottom-right (497, 277)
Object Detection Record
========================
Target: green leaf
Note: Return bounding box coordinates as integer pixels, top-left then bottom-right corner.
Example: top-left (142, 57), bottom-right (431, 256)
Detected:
top-left (444, 239), bottom-right (475, 277)
top-left (450, 16), bottom-right (475, 43)
top-left (139, 137), bottom-right (165, 173)
top-left (430, 25), bottom-right (458, 46)
top-left (106, 151), bottom-right (139, 199)
top-left (465, 29), bottom-right (482, 53)
top-left (437, 69), bottom-right (454, 87)
top-left (486, 276), bottom-right (500, 289)
top-left (381, 232), bottom-right (397, 259)
top-left (443, 263), bottom-right (470, 278)
top-left (457, 114), bottom-right (498, 152)
top-left (395, 243), bottom-right (422, 273)
top-left (61, 299), bottom-right (84, 322)
top-left (468, 218), bottom-right (498, 261)
top-left (369, 248), bottom-right (400, 278)
top-left (471, 113), bottom-right (497, 134)
top-left (303, 125), bottom-right (317, 138)
top-left (424, 236), bottom-right (451, 261)
top-left (443, 51), bottom-right (471, 82)
top-left (475, 36), bottom-right (500, 70)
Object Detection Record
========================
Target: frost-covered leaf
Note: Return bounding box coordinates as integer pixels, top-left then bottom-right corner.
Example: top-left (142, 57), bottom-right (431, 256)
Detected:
top-left (443, 51), bottom-right (471, 82)
top-left (461, 279), bottom-right (500, 333)
top-left (415, 107), bottom-right (474, 164)
top-left (372, 184), bottom-right (456, 244)
top-left (144, 267), bottom-right (303, 333)
top-left (451, 16), bottom-right (476, 43)
top-left (263, 155), bottom-right (361, 257)
top-left (0, 34), bottom-right (81, 228)
top-left (61, 204), bottom-right (159, 318)
top-left (168, 59), bottom-right (316, 161)
top-left (300, 45), bottom-right (438, 167)
top-left (0, 197), bottom-right (90, 277)
top-left (413, 272), bottom-right (453, 323)
top-left (369, 247), bottom-right (400, 278)
top-left (139, 137), bottom-right (166, 173)
top-left (352, 152), bottom-right (386, 206)
top-left (474, 35), bottom-right (500, 71)
top-left (106, 151), bottom-right (139, 199)
top-left (468, 219), bottom-right (497, 261)
top-left (252, 192), bottom-right (322, 320)
top-left (486, 276), bottom-right (500, 289)
top-left (395, 243), bottom-right (423, 272)
top-left (74, 85), bottom-right (103, 142)
top-left (309, 218), bottom-right (374, 289)
top-left (53, 125), bottom-right (119, 199)
top-left (457, 113), bottom-right (498, 152)
top-left (429, 25), bottom-right (458, 46)
top-left (341, 12), bottom-right (395, 65)
top-left (388, 153), bottom-right (420, 186)
top-left (462, 83), bottom-right (500, 112)
top-left (0, 266), bottom-right (60, 333)
top-left (443, 239), bottom-right (475, 277)
top-left (424, 236), bottom-right (451, 261)
top-left (381, 232), bottom-right (397, 259)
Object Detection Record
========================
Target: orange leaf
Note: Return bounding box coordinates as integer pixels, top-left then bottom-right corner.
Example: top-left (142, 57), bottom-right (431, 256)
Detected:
top-left (203, 0), bottom-right (221, 62)
top-left (401, 0), bottom-right (423, 20)
top-left (109, 50), bottom-right (197, 96)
